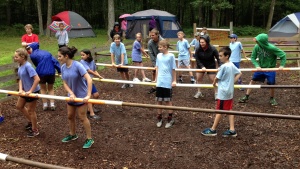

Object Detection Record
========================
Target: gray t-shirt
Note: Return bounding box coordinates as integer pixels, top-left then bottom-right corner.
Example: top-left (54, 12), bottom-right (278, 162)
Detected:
top-left (147, 35), bottom-right (163, 66)
top-left (18, 61), bottom-right (40, 92)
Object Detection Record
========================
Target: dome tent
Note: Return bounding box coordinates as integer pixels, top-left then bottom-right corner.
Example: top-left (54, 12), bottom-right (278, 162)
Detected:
top-left (268, 12), bottom-right (300, 37)
top-left (125, 9), bottom-right (182, 39)
top-left (52, 11), bottom-right (96, 38)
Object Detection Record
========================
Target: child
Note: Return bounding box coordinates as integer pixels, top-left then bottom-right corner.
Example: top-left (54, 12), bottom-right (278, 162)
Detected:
top-left (55, 22), bottom-right (69, 48)
top-left (201, 47), bottom-right (242, 137)
top-left (190, 32), bottom-right (201, 69)
top-left (110, 34), bottom-right (133, 88)
top-left (80, 49), bottom-right (103, 120)
top-left (176, 31), bottom-right (195, 84)
top-left (14, 48), bottom-right (40, 137)
top-left (21, 24), bottom-right (39, 47)
top-left (155, 39), bottom-right (177, 128)
top-left (228, 34), bottom-right (247, 89)
top-left (26, 42), bottom-right (61, 111)
top-left (58, 46), bottom-right (94, 149)
top-left (132, 33), bottom-right (151, 82)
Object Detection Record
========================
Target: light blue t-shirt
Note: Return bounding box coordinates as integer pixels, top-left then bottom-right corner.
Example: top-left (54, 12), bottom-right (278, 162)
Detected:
top-left (229, 42), bottom-right (243, 63)
top-left (110, 42), bottom-right (128, 65)
top-left (176, 39), bottom-right (190, 61)
top-left (80, 60), bottom-right (96, 78)
top-left (190, 38), bottom-right (200, 51)
top-left (131, 40), bottom-right (142, 62)
top-left (216, 62), bottom-right (241, 100)
top-left (61, 61), bottom-right (88, 100)
top-left (18, 61), bottom-right (40, 92)
top-left (156, 53), bottom-right (177, 89)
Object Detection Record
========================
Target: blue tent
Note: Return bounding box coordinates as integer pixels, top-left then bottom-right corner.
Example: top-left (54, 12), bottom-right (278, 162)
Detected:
top-left (269, 12), bottom-right (300, 37)
top-left (125, 9), bottom-right (182, 39)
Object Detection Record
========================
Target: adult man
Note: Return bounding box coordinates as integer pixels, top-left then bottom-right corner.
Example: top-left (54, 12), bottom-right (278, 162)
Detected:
top-left (238, 33), bottom-right (286, 106)
top-left (147, 29), bottom-right (163, 94)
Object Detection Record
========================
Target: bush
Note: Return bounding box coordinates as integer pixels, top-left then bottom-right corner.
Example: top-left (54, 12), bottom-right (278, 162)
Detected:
top-left (233, 26), bottom-right (267, 36)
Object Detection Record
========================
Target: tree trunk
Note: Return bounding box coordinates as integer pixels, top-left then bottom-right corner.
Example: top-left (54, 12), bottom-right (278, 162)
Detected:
top-left (6, 0), bottom-right (11, 25)
top-left (266, 0), bottom-right (276, 31)
top-left (198, 4), bottom-right (204, 26)
top-left (45, 0), bottom-right (52, 37)
top-left (37, 0), bottom-right (44, 35)
top-left (107, 0), bottom-right (115, 40)
top-left (251, 0), bottom-right (255, 26)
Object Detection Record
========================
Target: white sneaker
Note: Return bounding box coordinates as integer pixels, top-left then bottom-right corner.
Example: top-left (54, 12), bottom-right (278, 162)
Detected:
top-left (142, 77), bottom-right (151, 82)
top-left (165, 118), bottom-right (175, 128)
top-left (133, 78), bottom-right (141, 82)
top-left (121, 84), bottom-right (128, 89)
top-left (156, 119), bottom-right (163, 128)
top-left (129, 84), bottom-right (133, 88)
top-left (194, 92), bottom-right (204, 99)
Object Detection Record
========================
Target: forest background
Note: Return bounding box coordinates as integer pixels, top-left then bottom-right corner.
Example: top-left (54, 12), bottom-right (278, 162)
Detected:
top-left (0, 0), bottom-right (299, 38)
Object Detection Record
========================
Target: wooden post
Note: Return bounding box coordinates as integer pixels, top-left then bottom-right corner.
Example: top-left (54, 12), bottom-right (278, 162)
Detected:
top-left (230, 21), bottom-right (233, 34)
top-left (142, 24), bottom-right (147, 48)
top-left (193, 23), bottom-right (196, 35)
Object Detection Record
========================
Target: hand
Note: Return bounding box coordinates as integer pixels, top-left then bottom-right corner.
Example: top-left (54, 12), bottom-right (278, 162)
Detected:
top-left (172, 81), bottom-right (176, 87)
top-left (83, 95), bottom-right (90, 103)
top-left (19, 90), bottom-right (25, 94)
top-left (202, 67), bottom-right (206, 71)
top-left (213, 83), bottom-right (218, 87)
top-left (112, 63), bottom-right (116, 67)
top-left (279, 66), bottom-right (284, 71)
top-left (256, 67), bottom-right (262, 71)
top-left (69, 93), bottom-right (76, 101)
top-left (25, 91), bottom-right (32, 95)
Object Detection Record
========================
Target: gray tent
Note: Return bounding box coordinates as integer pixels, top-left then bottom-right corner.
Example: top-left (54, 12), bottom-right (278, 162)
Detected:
top-left (269, 12), bottom-right (300, 37)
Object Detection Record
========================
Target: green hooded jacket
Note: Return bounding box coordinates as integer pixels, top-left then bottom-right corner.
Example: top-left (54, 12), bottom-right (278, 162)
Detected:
top-left (251, 33), bottom-right (286, 68)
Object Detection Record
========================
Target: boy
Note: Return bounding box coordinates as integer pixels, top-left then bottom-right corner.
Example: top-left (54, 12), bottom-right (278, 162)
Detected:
top-left (55, 22), bottom-right (69, 48)
top-left (228, 34), bottom-right (247, 89)
top-left (176, 31), bottom-right (195, 83)
top-left (110, 34), bottom-right (132, 88)
top-left (238, 33), bottom-right (286, 106)
top-left (201, 46), bottom-right (242, 137)
top-left (155, 40), bottom-right (177, 128)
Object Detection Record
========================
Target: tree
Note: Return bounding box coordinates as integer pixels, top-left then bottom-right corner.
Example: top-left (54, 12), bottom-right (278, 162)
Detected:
top-left (46, 0), bottom-right (52, 37)
top-left (37, 0), bottom-right (43, 35)
top-left (107, 0), bottom-right (115, 40)
top-left (266, 0), bottom-right (276, 31)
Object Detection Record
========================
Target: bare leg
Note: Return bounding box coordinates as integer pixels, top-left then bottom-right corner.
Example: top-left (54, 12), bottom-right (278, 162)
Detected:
top-left (196, 72), bottom-right (204, 93)
top-left (211, 114), bottom-right (222, 130)
top-left (40, 83), bottom-right (48, 106)
top-left (89, 92), bottom-right (99, 116)
top-left (16, 97), bottom-right (31, 122)
top-left (47, 83), bottom-right (55, 105)
top-left (67, 104), bottom-right (76, 135)
top-left (228, 115), bottom-right (235, 131)
top-left (26, 100), bottom-right (38, 130)
top-left (270, 88), bottom-right (275, 97)
top-left (77, 104), bottom-right (92, 139)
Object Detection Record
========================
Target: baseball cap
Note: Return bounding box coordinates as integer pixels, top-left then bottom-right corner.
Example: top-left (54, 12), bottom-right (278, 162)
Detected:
top-left (194, 32), bottom-right (201, 37)
top-left (228, 34), bottom-right (238, 39)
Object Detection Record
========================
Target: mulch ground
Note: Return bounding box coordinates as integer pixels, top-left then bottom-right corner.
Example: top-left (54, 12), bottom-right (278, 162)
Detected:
top-left (0, 60), bottom-right (299, 169)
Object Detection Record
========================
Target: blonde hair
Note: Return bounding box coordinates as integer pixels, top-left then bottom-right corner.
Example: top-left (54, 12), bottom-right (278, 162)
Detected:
top-left (136, 33), bottom-right (142, 38)
top-left (150, 28), bottom-right (159, 35)
top-left (15, 48), bottom-right (29, 60)
top-left (177, 31), bottom-right (184, 36)
top-left (24, 24), bottom-right (33, 31)
top-left (158, 39), bottom-right (170, 49)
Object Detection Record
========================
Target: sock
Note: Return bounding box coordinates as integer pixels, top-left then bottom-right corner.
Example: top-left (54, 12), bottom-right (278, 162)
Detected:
top-left (191, 76), bottom-right (194, 79)
top-left (157, 114), bottom-right (162, 120)
top-left (270, 97), bottom-right (274, 99)
top-left (43, 103), bottom-right (48, 107)
top-left (168, 113), bottom-right (173, 117)
top-left (179, 76), bottom-right (182, 79)
top-left (50, 102), bottom-right (55, 107)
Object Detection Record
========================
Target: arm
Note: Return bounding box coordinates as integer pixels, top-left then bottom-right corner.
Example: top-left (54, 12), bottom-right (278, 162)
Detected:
top-left (273, 48), bottom-right (286, 68)
top-left (52, 57), bottom-right (61, 74)
top-left (63, 80), bottom-right (76, 101)
top-left (120, 53), bottom-right (124, 65)
top-left (234, 72), bottom-right (242, 83)
top-left (83, 73), bottom-right (92, 101)
top-left (87, 69), bottom-right (103, 79)
top-left (154, 66), bottom-right (158, 82)
top-left (26, 75), bottom-right (40, 94)
top-left (212, 77), bottom-right (218, 87)
top-left (213, 48), bottom-right (221, 68)
top-left (172, 69), bottom-right (176, 87)
top-left (65, 31), bottom-right (69, 45)
top-left (251, 46), bottom-right (260, 68)
top-left (140, 46), bottom-right (149, 58)
top-left (194, 48), bottom-right (205, 69)
top-left (18, 78), bottom-right (24, 93)
top-left (55, 31), bottom-right (60, 38)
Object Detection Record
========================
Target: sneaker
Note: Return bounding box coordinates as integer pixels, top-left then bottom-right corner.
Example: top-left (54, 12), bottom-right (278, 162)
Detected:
top-left (222, 129), bottom-right (237, 137)
top-left (0, 116), bottom-right (4, 124)
top-left (50, 106), bottom-right (56, 111)
top-left (43, 106), bottom-right (48, 111)
top-left (194, 92), bottom-right (204, 99)
top-left (27, 130), bottom-right (39, 137)
top-left (83, 139), bottom-right (94, 149)
top-left (238, 96), bottom-right (249, 103)
top-left (270, 98), bottom-right (278, 106)
top-left (165, 117), bottom-right (175, 128)
top-left (148, 88), bottom-right (156, 94)
top-left (25, 122), bottom-right (32, 131)
top-left (89, 114), bottom-right (101, 120)
top-left (142, 77), bottom-right (151, 82)
top-left (201, 128), bottom-right (217, 136)
top-left (62, 134), bottom-right (78, 142)
top-left (239, 88), bottom-right (245, 91)
top-left (156, 115), bottom-right (163, 128)
top-left (178, 78), bottom-right (183, 83)
top-left (133, 78), bottom-right (141, 82)
top-left (129, 84), bottom-right (133, 88)
top-left (121, 84), bottom-right (129, 89)
top-left (190, 78), bottom-right (196, 84)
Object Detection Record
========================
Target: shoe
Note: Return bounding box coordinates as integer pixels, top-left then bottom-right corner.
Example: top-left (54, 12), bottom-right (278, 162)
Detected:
top-left (156, 115), bottom-right (163, 128)
top-left (142, 77), bottom-right (151, 82)
top-left (50, 106), bottom-right (56, 111)
top-left (129, 84), bottom-right (133, 88)
top-left (239, 88), bottom-right (245, 91)
top-left (0, 116), bottom-right (4, 124)
top-left (201, 128), bottom-right (217, 136)
top-left (121, 84), bottom-right (128, 89)
top-left (133, 78), bottom-right (141, 82)
top-left (27, 130), bottom-right (39, 137)
top-left (83, 139), bottom-right (94, 149)
top-left (270, 98), bottom-right (278, 106)
top-left (222, 129), bottom-right (237, 137)
top-left (148, 88), bottom-right (156, 94)
top-left (178, 78), bottom-right (183, 83)
top-left (25, 122), bottom-right (32, 131)
top-left (43, 106), bottom-right (48, 111)
top-left (62, 134), bottom-right (78, 142)
top-left (165, 116), bottom-right (175, 128)
top-left (194, 92), bottom-right (204, 99)
top-left (238, 96), bottom-right (249, 103)
top-left (190, 78), bottom-right (196, 84)
top-left (89, 114), bottom-right (101, 120)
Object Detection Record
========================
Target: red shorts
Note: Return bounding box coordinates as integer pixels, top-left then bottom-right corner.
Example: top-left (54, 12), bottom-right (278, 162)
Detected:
top-left (216, 99), bottom-right (233, 110)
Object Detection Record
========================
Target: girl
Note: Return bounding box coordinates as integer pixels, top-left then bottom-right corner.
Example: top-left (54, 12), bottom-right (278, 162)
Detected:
top-left (58, 46), bottom-right (94, 149)
top-left (155, 40), bottom-right (177, 128)
top-left (55, 22), bottom-right (69, 48)
top-left (80, 49), bottom-right (103, 120)
top-left (14, 48), bottom-right (40, 137)
top-left (131, 33), bottom-right (151, 82)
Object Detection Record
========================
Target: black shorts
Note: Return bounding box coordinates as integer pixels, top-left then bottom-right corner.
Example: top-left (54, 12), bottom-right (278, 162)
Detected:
top-left (155, 87), bottom-right (172, 101)
top-left (117, 68), bottom-right (129, 72)
top-left (20, 90), bottom-right (40, 102)
top-left (67, 102), bottom-right (86, 107)
top-left (133, 61), bottom-right (142, 63)
top-left (39, 75), bottom-right (55, 84)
